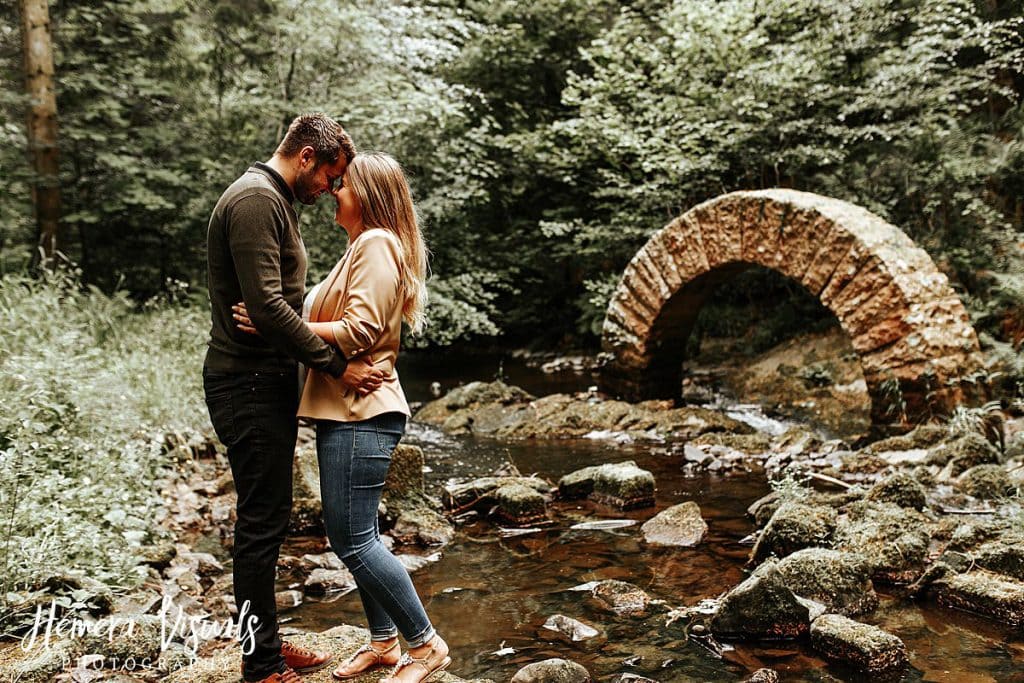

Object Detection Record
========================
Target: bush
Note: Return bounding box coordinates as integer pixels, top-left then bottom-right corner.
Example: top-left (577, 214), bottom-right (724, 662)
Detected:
top-left (0, 267), bottom-right (207, 629)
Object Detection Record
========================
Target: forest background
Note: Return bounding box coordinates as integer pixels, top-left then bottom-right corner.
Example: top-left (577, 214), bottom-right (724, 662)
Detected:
top-left (0, 0), bottom-right (1023, 625)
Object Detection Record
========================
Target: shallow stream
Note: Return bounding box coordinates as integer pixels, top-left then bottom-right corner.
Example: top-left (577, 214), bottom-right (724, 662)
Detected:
top-left (279, 352), bottom-right (1024, 682)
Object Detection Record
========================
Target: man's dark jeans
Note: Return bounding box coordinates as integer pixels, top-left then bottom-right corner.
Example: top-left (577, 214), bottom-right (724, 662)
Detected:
top-left (203, 367), bottom-right (298, 682)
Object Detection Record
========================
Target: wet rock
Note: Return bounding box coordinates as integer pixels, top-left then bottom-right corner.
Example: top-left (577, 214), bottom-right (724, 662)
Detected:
top-left (947, 518), bottom-right (1009, 551)
top-left (743, 669), bottom-right (780, 683)
top-left (809, 613), bottom-right (908, 675)
top-left (384, 444), bottom-right (425, 496)
top-left (641, 502), bottom-right (707, 547)
top-left (590, 580), bottom-right (653, 616)
top-left (834, 502), bottom-right (931, 584)
top-left (492, 483), bottom-right (549, 525)
top-left (396, 551), bottom-right (442, 573)
top-left (301, 552), bottom-right (345, 571)
top-left (957, 464), bottom-right (1015, 499)
top-left (973, 534), bottom-right (1024, 580)
top-left (541, 614), bottom-right (600, 642)
top-left (303, 567), bottom-right (356, 595)
top-left (771, 428), bottom-right (824, 457)
top-left (930, 570), bottom-right (1024, 627)
top-left (591, 463), bottom-right (656, 509)
top-left (837, 451), bottom-right (889, 476)
top-left (558, 462), bottom-right (630, 500)
top-left (275, 589), bottom-right (303, 611)
top-left (711, 561), bottom-right (811, 640)
top-left (933, 432), bottom-right (1001, 478)
top-left (511, 658), bottom-right (591, 683)
top-left (865, 472), bottom-right (927, 511)
top-left (443, 475), bottom-right (552, 526)
top-left (559, 462), bottom-right (655, 509)
top-left (683, 444), bottom-right (716, 467)
top-left (388, 492), bottom-right (456, 547)
top-left (445, 476), bottom-right (552, 510)
top-left (750, 502), bottom-right (837, 563)
top-left (775, 548), bottom-right (879, 616)
top-left (747, 491), bottom-right (781, 527)
top-left (291, 444), bottom-right (323, 534)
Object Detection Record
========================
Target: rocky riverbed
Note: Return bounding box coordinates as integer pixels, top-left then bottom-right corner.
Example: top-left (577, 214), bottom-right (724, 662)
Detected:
top-left (2, 371), bottom-right (1023, 682)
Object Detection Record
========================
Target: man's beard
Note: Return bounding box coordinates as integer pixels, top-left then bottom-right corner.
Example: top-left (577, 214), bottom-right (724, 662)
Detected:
top-left (294, 169), bottom-right (320, 205)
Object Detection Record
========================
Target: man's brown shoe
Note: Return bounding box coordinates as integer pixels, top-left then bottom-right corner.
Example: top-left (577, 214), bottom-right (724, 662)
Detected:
top-left (282, 641), bottom-right (333, 673)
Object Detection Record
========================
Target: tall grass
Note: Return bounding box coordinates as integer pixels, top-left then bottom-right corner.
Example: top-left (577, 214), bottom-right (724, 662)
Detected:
top-left (0, 267), bottom-right (209, 628)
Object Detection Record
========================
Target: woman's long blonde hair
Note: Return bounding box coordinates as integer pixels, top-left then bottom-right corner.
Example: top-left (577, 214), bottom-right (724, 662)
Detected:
top-left (346, 152), bottom-right (429, 334)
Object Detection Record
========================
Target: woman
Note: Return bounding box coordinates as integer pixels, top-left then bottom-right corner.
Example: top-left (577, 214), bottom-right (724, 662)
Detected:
top-left (235, 152), bottom-right (449, 683)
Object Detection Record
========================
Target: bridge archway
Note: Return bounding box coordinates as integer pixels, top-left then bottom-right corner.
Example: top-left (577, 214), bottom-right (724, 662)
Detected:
top-left (599, 189), bottom-right (984, 427)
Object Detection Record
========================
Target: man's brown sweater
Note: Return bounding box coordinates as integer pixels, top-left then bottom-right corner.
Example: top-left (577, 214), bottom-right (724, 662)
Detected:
top-left (204, 163), bottom-right (346, 377)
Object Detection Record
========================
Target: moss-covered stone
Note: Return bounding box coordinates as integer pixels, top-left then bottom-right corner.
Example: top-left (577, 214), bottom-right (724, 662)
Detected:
top-left (809, 614), bottom-right (908, 674)
top-left (865, 472), bottom-right (927, 511)
top-left (386, 489), bottom-right (455, 547)
top-left (833, 502), bottom-right (931, 584)
top-left (78, 614), bottom-right (164, 663)
top-left (383, 444), bottom-right (425, 496)
top-left (931, 432), bottom-right (1001, 477)
top-left (957, 464), bottom-right (1015, 499)
top-left (775, 548), bottom-right (879, 616)
top-left (930, 570), bottom-right (1024, 627)
top-left (750, 502), bottom-right (837, 563)
top-left (492, 483), bottom-right (549, 525)
top-left (291, 444), bottom-right (324, 534)
top-left (973, 534), bottom-right (1024, 580)
top-left (558, 462), bottom-right (637, 500)
top-left (443, 476), bottom-right (552, 511)
top-left (711, 561), bottom-right (810, 640)
top-left (866, 424), bottom-right (949, 453)
top-left (591, 462), bottom-right (656, 509)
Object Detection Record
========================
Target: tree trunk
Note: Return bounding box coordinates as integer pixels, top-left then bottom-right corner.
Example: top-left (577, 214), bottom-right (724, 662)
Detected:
top-left (20, 0), bottom-right (61, 264)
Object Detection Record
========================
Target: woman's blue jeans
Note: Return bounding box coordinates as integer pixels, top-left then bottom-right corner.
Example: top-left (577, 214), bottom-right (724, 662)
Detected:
top-left (316, 412), bottom-right (436, 647)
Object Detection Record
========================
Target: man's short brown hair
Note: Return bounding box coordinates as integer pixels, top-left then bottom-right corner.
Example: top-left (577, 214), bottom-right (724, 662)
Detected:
top-left (276, 113), bottom-right (356, 166)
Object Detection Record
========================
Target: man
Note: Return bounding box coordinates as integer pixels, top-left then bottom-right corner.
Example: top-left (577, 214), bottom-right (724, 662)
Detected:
top-left (203, 113), bottom-right (382, 683)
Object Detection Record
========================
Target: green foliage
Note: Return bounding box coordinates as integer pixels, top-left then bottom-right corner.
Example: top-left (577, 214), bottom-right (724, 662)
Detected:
top-left (0, 266), bottom-right (207, 629)
top-left (2, 0), bottom-right (1022, 348)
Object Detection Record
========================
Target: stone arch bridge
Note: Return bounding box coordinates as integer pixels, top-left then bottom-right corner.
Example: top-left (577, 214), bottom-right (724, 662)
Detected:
top-left (599, 189), bottom-right (985, 427)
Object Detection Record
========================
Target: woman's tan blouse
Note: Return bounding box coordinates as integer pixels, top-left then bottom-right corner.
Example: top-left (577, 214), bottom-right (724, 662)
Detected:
top-left (298, 228), bottom-right (411, 421)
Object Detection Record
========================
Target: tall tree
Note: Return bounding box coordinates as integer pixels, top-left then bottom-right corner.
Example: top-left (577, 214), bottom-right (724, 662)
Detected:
top-left (19, 0), bottom-right (60, 263)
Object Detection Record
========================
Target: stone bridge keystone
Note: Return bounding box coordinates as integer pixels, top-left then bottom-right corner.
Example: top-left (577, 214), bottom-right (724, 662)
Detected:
top-left (599, 189), bottom-right (985, 428)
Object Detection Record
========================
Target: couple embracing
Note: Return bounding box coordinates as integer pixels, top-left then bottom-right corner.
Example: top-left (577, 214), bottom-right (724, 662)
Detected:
top-left (203, 113), bottom-right (449, 683)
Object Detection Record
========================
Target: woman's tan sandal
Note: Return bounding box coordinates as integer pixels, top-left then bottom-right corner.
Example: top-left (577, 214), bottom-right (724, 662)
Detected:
top-left (332, 640), bottom-right (400, 680)
top-left (383, 640), bottom-right (451, 683)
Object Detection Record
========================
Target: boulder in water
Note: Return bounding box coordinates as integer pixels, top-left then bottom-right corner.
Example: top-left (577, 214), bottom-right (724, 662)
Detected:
top-left (541, 614), bottom-right (600, 642)
top-left (591, 463), bottom-right (655, 509)
top-left (775, 548), bottom-right (878, 616)
top-left (710, 561), bottom-right (811, 640)
top-left (833, 501), bottom-right (931, 584)
top-left (492, 483), bottom-right (549, 526)
top-left (809, 613), bottom-right (908, 674)
top-left (930, 570), bottom-right (1024, 627)
top-left (641, 502), bottom-right (707, 547)
top-left (511, 658), bottom-right (591, 683)
top-left (750, 502), bottom-right (837, 563)
top-left (589, 580), bottom-right (653, 617)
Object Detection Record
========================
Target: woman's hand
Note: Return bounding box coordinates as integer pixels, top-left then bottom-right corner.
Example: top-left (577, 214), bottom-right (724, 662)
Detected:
top-left (232, 302), bottom-right (260, 336)
top-left (344, 356), bottom-right (385, 397)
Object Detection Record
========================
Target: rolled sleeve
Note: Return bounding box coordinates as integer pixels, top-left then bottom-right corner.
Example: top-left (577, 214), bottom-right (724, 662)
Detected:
top-left (331, 232), bottom-right (403, 359)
